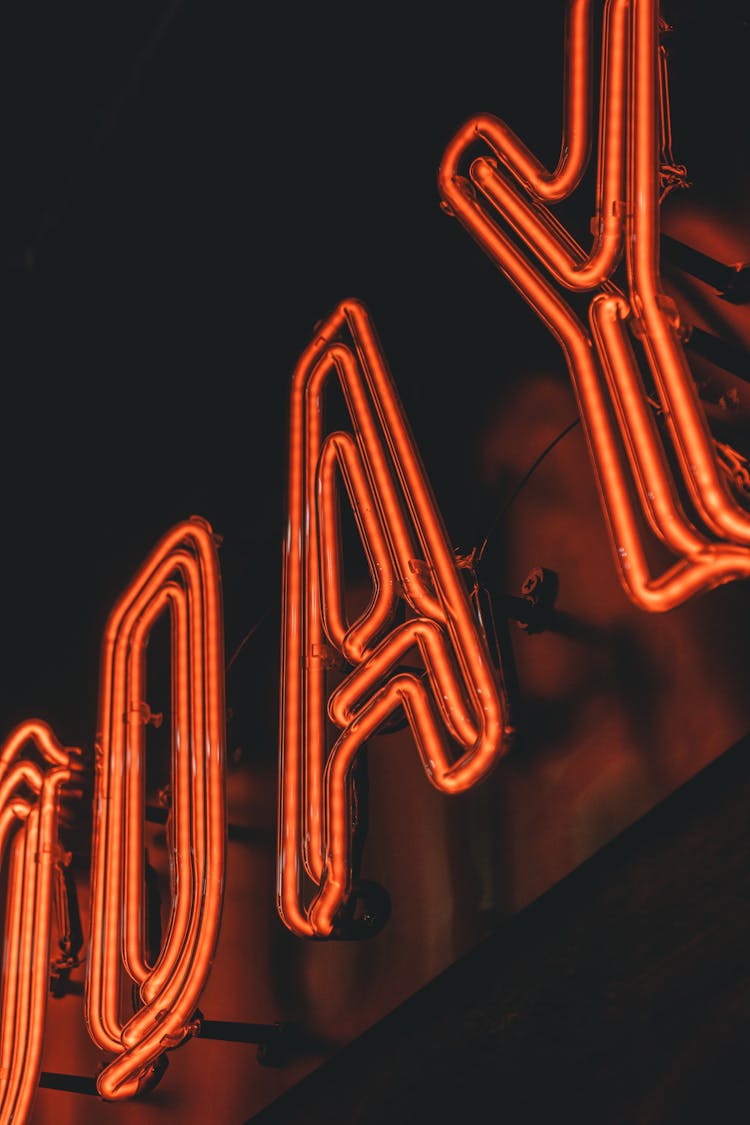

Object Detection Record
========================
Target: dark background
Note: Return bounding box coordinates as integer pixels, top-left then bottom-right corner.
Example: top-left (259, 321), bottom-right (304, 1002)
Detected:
top-left (0, 0), bottom-right (576, 757)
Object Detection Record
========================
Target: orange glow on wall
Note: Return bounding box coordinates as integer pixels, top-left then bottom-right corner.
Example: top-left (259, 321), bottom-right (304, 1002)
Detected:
top-left (0, 721), bottom-right (82, 1125)
top-left (277, 298), bottom-right (513, 938)
top-left (85, 517), bottom-right (226, 1100)
top-left (438, 0), bottom-right (750, 610)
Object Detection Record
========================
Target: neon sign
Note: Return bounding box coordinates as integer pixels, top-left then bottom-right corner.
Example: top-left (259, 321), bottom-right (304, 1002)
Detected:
top-left (0, 518), bottom-right (226, 1118)
top-left (85, 518), bottom-right (226, 1099)
top-left (0, 722), bottom-right (82, 1125)
top-left (438, 0), bottom-right (750, 610)
top-left (0, 3), bottom-right (745, 1122)
top-left (277, 299), bottom-right (513, 938)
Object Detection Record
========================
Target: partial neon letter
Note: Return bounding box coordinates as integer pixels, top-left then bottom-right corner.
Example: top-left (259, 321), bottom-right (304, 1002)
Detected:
top-left (438, 0), bottom-right (750, 609)
top-left (0, 721), bottom-right (81, 1125)
top-left (85, 517), bottom-right (226, 1099)
top-left (278, 299), bottom-right (513, 938)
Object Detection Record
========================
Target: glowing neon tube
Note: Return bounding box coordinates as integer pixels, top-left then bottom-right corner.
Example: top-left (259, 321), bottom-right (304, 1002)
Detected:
top-left (85, 517), bottom-right (226, 1100)
top-left (278, 298), bottom-right (513, 938)
top-left (438, 0), bottom-right (750, 610)
top-left (0, 721), bottom-right (82, 1125)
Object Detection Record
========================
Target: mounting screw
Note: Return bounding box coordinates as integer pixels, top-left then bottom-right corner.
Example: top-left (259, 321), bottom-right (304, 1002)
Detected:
top-left (517, 567), bottom-right (558, 634)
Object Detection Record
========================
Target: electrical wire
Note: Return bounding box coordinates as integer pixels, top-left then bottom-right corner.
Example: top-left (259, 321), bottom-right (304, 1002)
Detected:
top-left (475, 417), bottom-right (581, 567)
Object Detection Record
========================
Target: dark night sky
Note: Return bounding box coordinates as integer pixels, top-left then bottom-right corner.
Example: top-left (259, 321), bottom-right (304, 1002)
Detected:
top-left (0, 0), bottom-right (745, 763)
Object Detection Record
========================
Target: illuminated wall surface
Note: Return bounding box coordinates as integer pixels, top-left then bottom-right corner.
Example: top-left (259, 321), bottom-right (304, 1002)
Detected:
top-left (0, 1), bottom-right (748, 1121)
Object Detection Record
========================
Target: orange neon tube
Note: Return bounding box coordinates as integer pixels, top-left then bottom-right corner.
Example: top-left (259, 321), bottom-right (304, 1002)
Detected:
top-left (438, 0), bottom-right (750, 610)
top-left (278, 298), bottom-right (513, 938)
top-left (0, 721), bottom-right (82, 1125)
top-left (85, 517), bottom-right (226, 1100)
